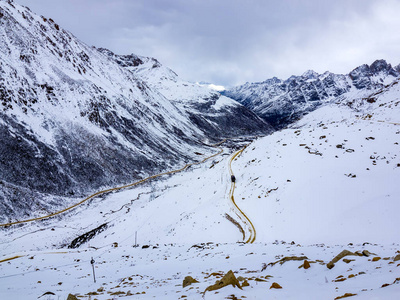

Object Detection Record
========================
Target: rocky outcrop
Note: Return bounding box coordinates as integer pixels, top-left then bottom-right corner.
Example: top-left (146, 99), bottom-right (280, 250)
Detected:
top-left (204, 270), bottom-right (242, 293)
top-left (264, 256), bottom-right (308, 268)
top-left (270, 282), bottom-right (282, 289)
top-left (68, 223), bottom-right (108, 249)
top-left (66, 294), bottom-right (79, 300)
top-left (182, 276), bottom-right (199, 288)
top-left (327, 250), bottom-right (357, 269)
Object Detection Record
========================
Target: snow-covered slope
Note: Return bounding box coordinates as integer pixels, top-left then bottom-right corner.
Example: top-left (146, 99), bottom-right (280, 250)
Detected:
top-left (223, 60), bottom-right (400, 128)
top-left (98, 48), bottom-right (269, 139)
top-left (1, 76), bottom-right (399, 299)
top-left (233, 79), bottom-right (400, 245)
top-left (0, 0), bottom-right (271, 222)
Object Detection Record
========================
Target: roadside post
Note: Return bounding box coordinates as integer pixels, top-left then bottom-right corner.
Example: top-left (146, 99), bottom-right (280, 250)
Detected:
top-left (90, 257), bottom-right (96, 283)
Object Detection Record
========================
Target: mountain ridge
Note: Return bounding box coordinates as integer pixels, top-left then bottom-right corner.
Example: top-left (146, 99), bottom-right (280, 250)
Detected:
top-left (0, 0), bottom-right (271, 222)
top-left (223, 59), bottom-right (400, 128)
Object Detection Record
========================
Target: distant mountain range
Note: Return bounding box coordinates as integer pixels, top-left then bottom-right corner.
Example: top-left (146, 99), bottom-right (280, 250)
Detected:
top-left (0, 0), bottom-right (270, 222)
top-left (223, 60), bottom-right (400, 128)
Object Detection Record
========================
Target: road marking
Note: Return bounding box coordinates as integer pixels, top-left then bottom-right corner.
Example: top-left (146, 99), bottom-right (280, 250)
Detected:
top-left (0, 255), bottom-right (24, 263)
top-left (228, 147), bottom-right (256, 244)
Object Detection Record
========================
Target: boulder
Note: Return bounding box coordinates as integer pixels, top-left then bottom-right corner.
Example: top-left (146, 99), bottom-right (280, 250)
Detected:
top-left (327, 250), bottom-right (356, 269)
top-left (303, 260), bottom-right (310, 269)
top-left (362, 250), bottom-right (372, 257)
top-left (266, 256), bottom-right (308, 268)
top-left (334, 293), bottom-right (357, 299)
top-left (67, 294), bottom-right (79, 300)
top-left (182, 276), bottom-right (199, 288)
top-left (270, 282), bottom-right (282, 289)
top-left (204, 270), bottom-right (242, 293)
top-left (372, 257), bottom-right (381, 262)
top-left (241, 280), bottom-right (250, 287)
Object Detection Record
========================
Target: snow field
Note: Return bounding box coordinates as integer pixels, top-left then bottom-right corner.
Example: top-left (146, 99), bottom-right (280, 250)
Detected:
top-left (1, 78), bottom-right (400, 298)
top-left (1, 242), bottom-right (399, 299)
top-left (234, 104), bottom-right (400, 245)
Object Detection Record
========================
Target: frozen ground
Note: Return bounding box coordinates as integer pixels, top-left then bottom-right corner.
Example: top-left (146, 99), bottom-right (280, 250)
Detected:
top-left (1, 82), bottom-right (400, 299)
top-left (1, 242), bottom-right (400, 300)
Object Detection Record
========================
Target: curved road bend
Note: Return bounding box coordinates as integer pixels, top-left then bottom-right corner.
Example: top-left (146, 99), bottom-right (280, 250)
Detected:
top-left (0, 145), bottom-right (225, 228)
top-left (228, 147), bottom-right (256, 244)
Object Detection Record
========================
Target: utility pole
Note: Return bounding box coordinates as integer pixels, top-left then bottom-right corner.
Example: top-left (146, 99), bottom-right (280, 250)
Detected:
top-left (90, 257), bottom-right (96, 283)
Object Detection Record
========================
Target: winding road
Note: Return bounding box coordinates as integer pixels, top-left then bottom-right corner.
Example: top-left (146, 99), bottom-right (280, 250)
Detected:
top-left (0, 143), bottom-right (226, 228)
top-left (228, 147), bottom-right (256, 244)
top-left (1, 136), bottom-right (258, 246)
top-left (0, 138), bottom-right (258, 265)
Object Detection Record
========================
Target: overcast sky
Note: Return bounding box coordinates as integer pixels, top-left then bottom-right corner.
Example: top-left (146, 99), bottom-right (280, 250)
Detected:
top-left (16, 0), bottom-right (400, 87)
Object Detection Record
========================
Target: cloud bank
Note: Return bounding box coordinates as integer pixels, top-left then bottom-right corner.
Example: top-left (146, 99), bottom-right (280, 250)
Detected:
top-left (17, 0), bottom-right (400, 86)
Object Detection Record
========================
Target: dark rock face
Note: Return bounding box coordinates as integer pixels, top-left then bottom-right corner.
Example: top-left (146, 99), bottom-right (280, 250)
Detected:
top-left (0, 1), bottom-right (272, 222)
top-left (68, 223), bottom-right (108, 248)
top-left (224, 60), bottom-right (399, 129)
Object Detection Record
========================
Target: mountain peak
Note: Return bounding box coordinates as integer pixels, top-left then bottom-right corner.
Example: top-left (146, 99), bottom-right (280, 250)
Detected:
top-left (0, 0), bottom-right (271, 222)
top-left (349, 59), bottom-right (399, 89)
top-left (302, 70), bottom-right (319, 79)
top-left (369, 59), bottom-right (398, 77)
top-left (370, 59), bottom-right (390, 72)
top-left (224, 58), bottom-right (400, 128)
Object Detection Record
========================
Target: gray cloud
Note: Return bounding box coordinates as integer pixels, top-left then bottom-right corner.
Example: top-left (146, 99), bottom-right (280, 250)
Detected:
top-left (17, 0), bottom-right (400, 86)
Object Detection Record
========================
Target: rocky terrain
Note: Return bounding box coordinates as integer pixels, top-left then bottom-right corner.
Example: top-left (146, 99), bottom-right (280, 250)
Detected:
top-left (0, 0), bottom-right (271, 223)
top-left (223, 60), bottom-right (400, 128)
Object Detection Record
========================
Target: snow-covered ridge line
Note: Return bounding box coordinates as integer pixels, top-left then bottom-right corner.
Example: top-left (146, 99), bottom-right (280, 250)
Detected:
top-left (0, 0), bottom-right (271, 221)
top-left (223, 59), bottom-right (400, 128)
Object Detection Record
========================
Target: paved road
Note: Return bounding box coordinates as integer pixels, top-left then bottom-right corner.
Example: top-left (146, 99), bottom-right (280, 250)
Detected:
top-left (0, 145), bottom-right (225, 228)
top-left (228, 147), bottom-right (256, 244)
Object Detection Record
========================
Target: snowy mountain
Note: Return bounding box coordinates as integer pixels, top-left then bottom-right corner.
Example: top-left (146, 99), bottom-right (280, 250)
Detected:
top-left (1, 72), bottom-right (399, 299)
top-left (1, 1), bottom-right (400, 299)
top-left (0, 0), bottom-right (271, 222)
top-left (223, 60), bottom-right (400, 128)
